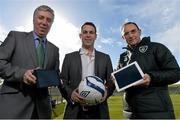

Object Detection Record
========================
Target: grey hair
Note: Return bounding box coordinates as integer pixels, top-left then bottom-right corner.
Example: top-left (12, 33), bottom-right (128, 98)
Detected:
top-left (33, 5), bottom-right (54, 22)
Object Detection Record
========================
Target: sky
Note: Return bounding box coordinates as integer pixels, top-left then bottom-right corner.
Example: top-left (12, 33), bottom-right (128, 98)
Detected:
top-left (0, 0), bottom-right (180, 71)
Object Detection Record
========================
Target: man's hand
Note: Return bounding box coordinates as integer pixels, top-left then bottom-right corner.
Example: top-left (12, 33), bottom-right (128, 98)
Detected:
top-left (100, 88), bottom-right (107, 103)
top-left (134, 73), bottom-right (151, 87)
top-left (71, 88), bottom-right (85, 104)
top-left (23, 69), bottom-right (36, 85)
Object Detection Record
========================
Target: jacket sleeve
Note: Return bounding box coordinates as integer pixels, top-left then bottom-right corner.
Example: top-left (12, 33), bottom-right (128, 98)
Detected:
top-left (105, 55), bottom-right (115, 97)
top-left (58, 54), bottom-right (74, 103)
top-left (0, 31), bottom-right (26, 82)
top-left (148, 44), bottom-right (180, 85)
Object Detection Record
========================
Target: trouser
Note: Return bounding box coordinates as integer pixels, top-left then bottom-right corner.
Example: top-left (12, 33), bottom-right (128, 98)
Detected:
top-left (123, 93), bottom-right (133, 119)
top-left (31, 103), bottom-right (39, 119)
top-left (77, 105), bottom-right (100, 119)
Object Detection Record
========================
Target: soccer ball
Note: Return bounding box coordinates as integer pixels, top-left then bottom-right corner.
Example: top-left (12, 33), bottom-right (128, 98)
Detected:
top-left (78, 76), bottom-right (105, 106)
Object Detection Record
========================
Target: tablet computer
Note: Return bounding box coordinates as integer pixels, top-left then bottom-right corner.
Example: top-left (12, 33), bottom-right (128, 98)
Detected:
top-left (111, 61), bottom-right (144, 92)
top-left (33, 69), bottom-right (61, 88)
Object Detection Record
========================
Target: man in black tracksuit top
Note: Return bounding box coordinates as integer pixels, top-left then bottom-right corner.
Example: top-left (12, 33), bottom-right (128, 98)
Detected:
top-left (117, 22), bottom-right (180, 119)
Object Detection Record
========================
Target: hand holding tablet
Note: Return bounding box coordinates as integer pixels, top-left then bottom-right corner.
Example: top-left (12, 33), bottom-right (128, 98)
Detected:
top-left (111, 61), bottom-right (144, 92)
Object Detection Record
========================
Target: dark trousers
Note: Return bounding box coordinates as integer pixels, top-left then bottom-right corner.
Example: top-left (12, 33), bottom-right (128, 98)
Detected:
top-left (31, 104), bottom-right (39, 119)
top-left (77, 106), bottom-right (100, 119)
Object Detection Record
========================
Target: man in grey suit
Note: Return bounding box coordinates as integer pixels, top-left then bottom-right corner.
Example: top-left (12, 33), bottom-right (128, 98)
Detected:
top-left (0, 5), bottom-right (59, 119)
top-left (59, 22), bottom-right (115, 119)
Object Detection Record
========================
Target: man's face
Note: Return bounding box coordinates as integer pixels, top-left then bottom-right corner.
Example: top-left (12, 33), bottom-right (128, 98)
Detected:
top-left (33, 10), bottom-right (53, 37)
top-left (79, 25), bottom-right (97, 49)
top-left (122, 24), bottom-right (141, 47)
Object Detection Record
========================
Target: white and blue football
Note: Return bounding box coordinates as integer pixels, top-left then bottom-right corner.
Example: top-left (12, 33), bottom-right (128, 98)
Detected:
top-left (78, 76), bottom-right (105, 106)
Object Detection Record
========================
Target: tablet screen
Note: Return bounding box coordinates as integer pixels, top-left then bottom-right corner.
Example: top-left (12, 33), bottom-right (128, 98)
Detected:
top-left (112, 61), bottom-right (144, 92)
top-left (34, 70), bottom-right (60, 88)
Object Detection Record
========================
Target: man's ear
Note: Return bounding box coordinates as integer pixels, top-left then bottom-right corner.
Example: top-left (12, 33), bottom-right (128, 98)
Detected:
top-left (122, 35), bottom-right (125, 40)
top-left (139, 29), bottom-right (141, 35)
top-left (95, 33), bottom-right (97, 39)
top-left (79, 33), bottom-right (82, 39)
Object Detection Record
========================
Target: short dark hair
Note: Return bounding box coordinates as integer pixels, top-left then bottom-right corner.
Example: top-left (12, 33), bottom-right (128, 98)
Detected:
top-left (121, 22), bottom-right (140, 35)
top-left (33, 5), bottom-right (54, 22)
top-left (81, 22), bottom-right (97, 33)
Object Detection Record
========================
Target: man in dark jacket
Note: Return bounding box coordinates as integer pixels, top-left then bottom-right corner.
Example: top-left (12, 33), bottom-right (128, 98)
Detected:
top-left (117, 22), bottom-right (180, 119)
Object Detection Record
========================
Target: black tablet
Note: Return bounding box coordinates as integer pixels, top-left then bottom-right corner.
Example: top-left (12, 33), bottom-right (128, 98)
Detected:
top-left (33, 69), bottom-right (60, 88)
top-left (111, 61), bottom-right (144, 92)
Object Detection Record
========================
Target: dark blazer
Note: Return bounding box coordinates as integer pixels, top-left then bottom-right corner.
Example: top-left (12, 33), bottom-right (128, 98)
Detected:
top-left (0, 31), bottom-right (59, 119)
top-left (59, 50), bottom-right (115, 119)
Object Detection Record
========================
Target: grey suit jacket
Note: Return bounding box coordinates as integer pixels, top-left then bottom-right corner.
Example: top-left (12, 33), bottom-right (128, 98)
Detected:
top-left (0, 31), bottom-right (59, 119)
top-left (59, 50), bottom-right (115, 119)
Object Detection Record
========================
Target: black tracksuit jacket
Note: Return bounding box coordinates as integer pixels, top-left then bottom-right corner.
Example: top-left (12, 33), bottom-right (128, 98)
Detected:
top-left (117, 37), bottom-right (180, 119)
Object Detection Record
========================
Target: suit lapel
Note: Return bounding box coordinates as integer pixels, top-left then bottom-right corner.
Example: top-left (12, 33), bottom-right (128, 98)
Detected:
top-left (26, 32), bottom-right (37, 66)
top-left (76, 51), bottom-right (82, 84)
top-left (94, 50), bottom-right (99, 76)
top-left (43, 41), bottom-right (51, 68)
top-left (77, 51), bottom-right (82, 78)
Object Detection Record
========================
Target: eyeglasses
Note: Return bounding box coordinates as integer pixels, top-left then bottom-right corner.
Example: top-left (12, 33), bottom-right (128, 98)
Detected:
top-left (82, 30), bottom-right (96, 35)
top-left (123, 29), bottom-right (139, 36)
